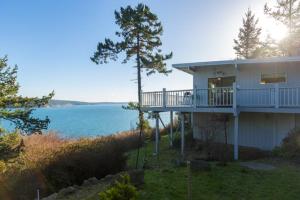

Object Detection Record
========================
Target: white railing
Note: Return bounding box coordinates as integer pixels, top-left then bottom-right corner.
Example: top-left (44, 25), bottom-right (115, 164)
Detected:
top-left (279, 87), bottom-right (300, 107)
top-left (141, 85), bottom-right (300, 109)
top-left (238, 88), bottom-right (275, 107)
top-left (196, 87), bottom-right (233, 107)
top-left (142, 91), bottom-right (163, 107)
top-left (166, 89), bottom-right (193, 107)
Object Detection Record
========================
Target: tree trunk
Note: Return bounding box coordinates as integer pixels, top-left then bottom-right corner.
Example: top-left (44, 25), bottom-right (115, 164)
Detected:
top-left (135, 34), bottom-right (144, 169)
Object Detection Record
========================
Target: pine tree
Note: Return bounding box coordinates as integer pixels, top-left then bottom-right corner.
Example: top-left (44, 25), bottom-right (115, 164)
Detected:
top-left (233, 9), bottom-right (262, 59)
top-left (265, 0), bottom-right (300, 55)
top-left (0, 56), bottom-right (54, 134)
top-left (252, 35), bottom-right (282, 58)
top-left (91, 4), bottom-right (172, 168)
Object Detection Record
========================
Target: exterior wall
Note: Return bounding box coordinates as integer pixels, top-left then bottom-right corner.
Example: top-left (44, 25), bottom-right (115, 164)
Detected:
top-left (193, 66), bottom-right (235, 89)
top-left (193, 62), bottom-right (300, 89)
top-left (193, 112), bottom-right (300, 150)
top-left (237, 63), bottom-right (300, 88)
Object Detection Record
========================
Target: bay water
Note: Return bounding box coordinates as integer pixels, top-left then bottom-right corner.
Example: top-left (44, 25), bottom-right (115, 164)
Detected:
top-left (3, 104), bottom-right (170, 138)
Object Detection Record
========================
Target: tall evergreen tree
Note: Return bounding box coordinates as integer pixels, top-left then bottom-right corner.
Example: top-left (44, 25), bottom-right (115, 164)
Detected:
top-left (0, 56), bottom-right (54, 134)
top-left (91, 4), bottom-right (172, 167)
top-left (233, 9), bottom-right (262, 59)
top-left (265, 0), bottom-right (300, 55)
top-left (252, 35), bottom-right (282, 58)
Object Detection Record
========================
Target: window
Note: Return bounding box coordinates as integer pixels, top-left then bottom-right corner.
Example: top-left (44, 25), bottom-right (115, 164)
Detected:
top-left (260, 73), bottom-right (286, 84)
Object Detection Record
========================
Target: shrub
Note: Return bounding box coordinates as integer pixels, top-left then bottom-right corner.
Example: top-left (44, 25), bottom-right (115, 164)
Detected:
top-left (43, 136), bottom-right (128, 189)
top-left (0, 131), bottom-right (141, 200)
top-left (99, 174), bottom-right (138, 200)
top-left (0, 131), bottom-right (22, 158)
top-left (276, 128), bottom-right (300, 159)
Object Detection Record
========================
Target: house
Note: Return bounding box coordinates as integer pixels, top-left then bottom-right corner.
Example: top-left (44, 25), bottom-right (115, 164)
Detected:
top-left (141, 56), bottom-right (300, 160)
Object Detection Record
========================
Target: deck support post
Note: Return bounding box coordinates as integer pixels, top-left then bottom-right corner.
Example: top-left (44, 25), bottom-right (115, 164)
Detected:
top-left (180, 113), bottom-right (185, 158)
top-left (170, 111), bottom-right (173, 147)
top-left (234, 113), bottom-right (239, 160)
top-left (155, 113), bottom-right (160, 155)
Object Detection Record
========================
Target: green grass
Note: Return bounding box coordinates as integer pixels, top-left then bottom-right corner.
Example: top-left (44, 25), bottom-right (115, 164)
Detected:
top-left (128, 136), bottom-right (300, 200)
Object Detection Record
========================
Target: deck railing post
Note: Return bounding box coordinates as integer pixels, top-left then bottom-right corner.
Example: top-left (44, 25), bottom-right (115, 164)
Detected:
top-left (193, 86), bottom-right (197, 108)
top-left (275, 84), bottom-right (279, 108)
top-left (163, 88), bottom-right (167, 108)
top-left (233, 82), bottom-right (237, 113)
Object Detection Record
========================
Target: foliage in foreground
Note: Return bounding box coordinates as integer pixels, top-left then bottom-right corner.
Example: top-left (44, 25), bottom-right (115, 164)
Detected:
top-left (0, 131), bottom-right (22, 157)
top-left (0, 131), bottom-right (141, 200)
top-left (99, 174), bottom-right (137, 200)
top-left (0, 56), bottom-right (54, 134)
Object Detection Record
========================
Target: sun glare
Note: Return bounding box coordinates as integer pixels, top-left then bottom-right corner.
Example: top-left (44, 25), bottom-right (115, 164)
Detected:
top-left (262, 15), bottom-right (288, 42)
top-left (264, 19), bottom-right (288, 42)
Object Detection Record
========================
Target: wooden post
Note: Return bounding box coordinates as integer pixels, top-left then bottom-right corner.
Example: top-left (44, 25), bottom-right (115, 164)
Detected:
top-left (234, 114), bottom-right (239, 160)
top-left (155, 113), bottom-right (160, 155)
top-left (163, 88), bottom-right (167, 108)
top-left (181, 113), bottom-right (185, 157)
top-left (170, 111), bottom-right (173, 147)
top-left (275, 83), bottom-right (279, 108)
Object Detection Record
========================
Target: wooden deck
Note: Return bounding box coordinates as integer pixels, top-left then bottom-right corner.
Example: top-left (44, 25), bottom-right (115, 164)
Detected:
top-left (142, 84), bottom-right (300, 114)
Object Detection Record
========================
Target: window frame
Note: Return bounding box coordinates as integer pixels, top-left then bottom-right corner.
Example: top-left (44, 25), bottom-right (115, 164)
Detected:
top-left (260, 72), bottom-right (287, 85)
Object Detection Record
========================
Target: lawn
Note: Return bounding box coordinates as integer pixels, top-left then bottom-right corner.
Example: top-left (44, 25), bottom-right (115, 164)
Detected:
top-left (128, 136), bottom-right (300, 200)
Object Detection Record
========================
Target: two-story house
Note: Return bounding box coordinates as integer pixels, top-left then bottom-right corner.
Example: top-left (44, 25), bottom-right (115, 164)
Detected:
top-left (142, 56), bottom-right (300, 160)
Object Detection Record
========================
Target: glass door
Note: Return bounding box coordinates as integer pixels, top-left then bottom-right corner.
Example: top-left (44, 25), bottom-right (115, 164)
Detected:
top-left (208, 76), bottom-right (235, 106)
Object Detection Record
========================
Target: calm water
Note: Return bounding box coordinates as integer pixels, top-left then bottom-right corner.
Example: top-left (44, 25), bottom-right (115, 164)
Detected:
top-left (3, 104), bottom-right (170, 138)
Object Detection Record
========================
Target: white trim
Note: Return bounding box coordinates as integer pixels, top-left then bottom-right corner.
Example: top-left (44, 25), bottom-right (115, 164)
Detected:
top-left (173, 56), bottom-right (300, 73)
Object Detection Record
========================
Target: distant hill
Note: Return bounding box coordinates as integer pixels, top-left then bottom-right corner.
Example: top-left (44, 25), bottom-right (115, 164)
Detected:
top-left (48, 100), bottom-right (128, 107)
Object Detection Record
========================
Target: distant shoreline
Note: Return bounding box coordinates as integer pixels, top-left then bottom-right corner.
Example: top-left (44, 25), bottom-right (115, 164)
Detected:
top-left (49, 99), bottom-right (130, 107)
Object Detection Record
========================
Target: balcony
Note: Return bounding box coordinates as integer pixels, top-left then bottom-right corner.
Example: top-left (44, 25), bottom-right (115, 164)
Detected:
top-left (141, 84), bottom-right (300, 113)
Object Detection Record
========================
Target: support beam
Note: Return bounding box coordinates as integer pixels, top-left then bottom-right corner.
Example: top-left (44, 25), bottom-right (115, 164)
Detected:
top-left (170, 111), bottom-right (173, 147)
top-left (180, 113), bottom-right (185, 157)
top-left (234, 114), bottom-right (239, 160)
top-left (155, 113), bottom-right (160, 155)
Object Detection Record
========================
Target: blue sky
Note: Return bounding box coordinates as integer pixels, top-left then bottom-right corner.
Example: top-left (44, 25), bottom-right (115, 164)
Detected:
top-left (0, 0), bottom-right (286, 102)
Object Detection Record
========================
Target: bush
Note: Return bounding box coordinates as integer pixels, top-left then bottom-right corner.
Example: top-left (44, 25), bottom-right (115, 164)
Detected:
top-left (0, 131), bottom-right (22, 158)
top-left (99, 174), bottom-right (138, 200)
top-left (0, 131), bottom-right (141, 200)
top-left (276, 128), bottom-right (300, 159)
top-left (43, 136), bottom-right (128, 190)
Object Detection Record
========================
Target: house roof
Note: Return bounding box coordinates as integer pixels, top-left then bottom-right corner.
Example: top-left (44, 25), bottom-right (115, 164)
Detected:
top-left (172, 56), bottom-right (300, 74)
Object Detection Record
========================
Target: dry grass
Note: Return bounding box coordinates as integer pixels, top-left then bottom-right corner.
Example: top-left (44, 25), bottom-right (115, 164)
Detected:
top-left (20, 132), bottom-right (70, 168)
top-left (0, 130), bottom-right (141, 200)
